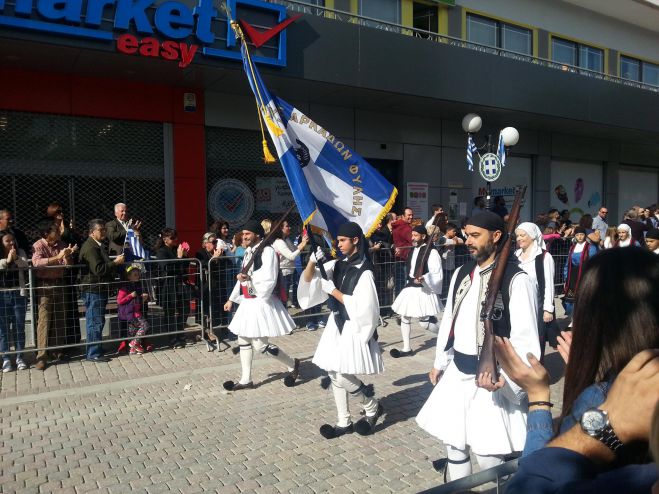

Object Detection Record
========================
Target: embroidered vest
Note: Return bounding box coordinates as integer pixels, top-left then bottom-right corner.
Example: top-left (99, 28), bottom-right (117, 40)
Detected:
top-left (446, 258), bottom-right (524, 353)
top-left (240, 245), bottom-right (287, 301)
top-left (404, 244), bottom-right (433, 286)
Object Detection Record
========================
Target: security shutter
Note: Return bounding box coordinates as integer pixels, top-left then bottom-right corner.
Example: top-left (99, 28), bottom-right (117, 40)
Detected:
top-left (0, 110), bottom-right (165, 249)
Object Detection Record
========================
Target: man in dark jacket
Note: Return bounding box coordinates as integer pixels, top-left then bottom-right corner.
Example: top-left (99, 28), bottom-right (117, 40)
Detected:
top-left (79, 219), bottom-right (124, 362)
top-left (0, 209), bottom-right (30, 254)
top-left (106, 203), bottom-right (143, 256)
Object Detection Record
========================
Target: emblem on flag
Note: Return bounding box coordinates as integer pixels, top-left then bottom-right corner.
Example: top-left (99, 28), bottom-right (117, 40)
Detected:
top-left (478, 153), bottom-right (502, 182)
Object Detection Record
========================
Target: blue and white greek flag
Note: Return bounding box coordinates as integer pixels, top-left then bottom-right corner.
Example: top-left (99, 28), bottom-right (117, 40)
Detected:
top-left (241, 45), bottom-right (397, 238)
top-left (126, 229), bottom-right (147, 260)
top-left (467, 135), bottom-right (478, 171)
top-left (497, 131), bottom-right (506, 167)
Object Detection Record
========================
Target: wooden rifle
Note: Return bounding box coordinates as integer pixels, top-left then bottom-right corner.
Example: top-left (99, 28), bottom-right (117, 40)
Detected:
top-left (240, 203), bottom-right (296, 275)
top-left (476, 186), bottom-right (527, 383)
top-left (413, 212), bottom-right (448, 280)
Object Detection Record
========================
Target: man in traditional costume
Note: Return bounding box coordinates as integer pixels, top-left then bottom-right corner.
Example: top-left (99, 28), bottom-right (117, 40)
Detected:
top-left (222, 220), bottom-right (300, 391)
top-left (298, 222), bottom-right (384, 439)
top-left (390, 225), bottom-right (443, 358)
top-left (416, 212), bottom-right (539, 480)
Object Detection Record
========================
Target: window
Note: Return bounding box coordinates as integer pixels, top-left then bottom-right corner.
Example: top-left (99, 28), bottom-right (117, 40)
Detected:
top-left (466, 14), bottom-right (532, 55)
top-left (621, 55), bottom-right (659, 87)
top-left (360, 0), bottom-right (399, 24)
top-left (551, 37), bottom-right (603, 72)
top-left (413, 2), bottom-right (438, 34)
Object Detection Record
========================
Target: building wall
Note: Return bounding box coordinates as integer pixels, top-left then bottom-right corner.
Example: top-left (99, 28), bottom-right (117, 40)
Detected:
top-left (204, 89), bottom-right (659, 223)
top-left (455, 0), bottom-right (659, 63)
top-left (0, 68), bottom-right (208, 243)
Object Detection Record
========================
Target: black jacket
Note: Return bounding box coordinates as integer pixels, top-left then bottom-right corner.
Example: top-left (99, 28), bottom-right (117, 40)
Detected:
top-left (79, 237), bottom-right (117, 294)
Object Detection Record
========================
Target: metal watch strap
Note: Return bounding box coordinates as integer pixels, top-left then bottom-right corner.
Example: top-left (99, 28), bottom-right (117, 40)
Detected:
top-left (596, 424), bottom-right (624, 451)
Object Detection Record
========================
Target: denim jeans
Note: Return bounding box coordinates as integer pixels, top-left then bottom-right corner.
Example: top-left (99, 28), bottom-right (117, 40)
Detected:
top-left (394, 261), bottom-right (407, 297)
top-left (0, 291), bottom-right (26, 360)
top-left (82, 291), bottom-right (108, 359)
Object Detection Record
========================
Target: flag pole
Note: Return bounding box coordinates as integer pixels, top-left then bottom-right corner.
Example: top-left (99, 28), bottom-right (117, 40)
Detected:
top-left (223, 2), bottom-right (279, 163)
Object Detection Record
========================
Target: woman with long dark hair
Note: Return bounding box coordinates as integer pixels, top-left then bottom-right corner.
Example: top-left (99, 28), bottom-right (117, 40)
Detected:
top-left (0, 233), bottom-right (29, 372)
top-left (496, 247), bottom-right (659, 491)
top-left (155, 228), bottom-right (191, 348)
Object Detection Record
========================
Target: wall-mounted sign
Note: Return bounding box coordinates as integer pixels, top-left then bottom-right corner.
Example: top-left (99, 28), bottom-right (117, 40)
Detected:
top-left (255, 176), bottom-right (293, 213)
top-left (0, 0), bottom-right (298, 67)
top-left (406, 182), bottom-right (428, 220)
top-left (478, 153), bottom-right (502, 182)
top-left (208, 179), bottom-right (254, 226)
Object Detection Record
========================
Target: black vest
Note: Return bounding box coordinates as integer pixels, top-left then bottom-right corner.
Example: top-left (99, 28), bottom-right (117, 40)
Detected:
top-left (329, 258), bottom-right (375, 334)
top-left (533, 250), bottom-right (553, 314)
top-left (447, 258), bottom-right (523, 350)
top-left (404, 244), bottom-right (433, 286)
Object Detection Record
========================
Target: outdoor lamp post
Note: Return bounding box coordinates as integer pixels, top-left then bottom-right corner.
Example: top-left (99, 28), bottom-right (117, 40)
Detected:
top-left (462, 113), bottom-right (519, 209)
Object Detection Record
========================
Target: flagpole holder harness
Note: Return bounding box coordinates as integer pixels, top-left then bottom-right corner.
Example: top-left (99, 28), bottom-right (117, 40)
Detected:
top-left (462, 113), bottom-right (519, 209)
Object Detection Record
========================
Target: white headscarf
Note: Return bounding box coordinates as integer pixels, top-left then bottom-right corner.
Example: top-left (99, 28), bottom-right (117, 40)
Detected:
top-left (617, 223), bottom-right (632, 247)
top-left (515, 222), bottom-right (546, 258)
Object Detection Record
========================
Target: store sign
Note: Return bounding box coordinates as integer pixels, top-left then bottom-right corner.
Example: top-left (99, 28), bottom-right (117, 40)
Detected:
top-left (0, 0), bottom-right (295, 67)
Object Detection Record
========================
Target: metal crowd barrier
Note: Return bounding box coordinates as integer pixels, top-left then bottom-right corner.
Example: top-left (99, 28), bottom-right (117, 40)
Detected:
top-left (0, 238), bottom-right (577, 362)
top-left (0, 258), bottom-right (204, 360)
top-left (418, 458), bottom-right (519, 494)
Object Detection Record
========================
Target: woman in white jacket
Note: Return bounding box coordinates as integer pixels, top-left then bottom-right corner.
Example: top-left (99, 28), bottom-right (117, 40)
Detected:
top-left (515, 222), bottom-right (555, 360)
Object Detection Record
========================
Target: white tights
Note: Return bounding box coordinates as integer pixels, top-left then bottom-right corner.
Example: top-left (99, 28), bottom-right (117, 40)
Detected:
top-left (446, 445), bottom-right (504, 481)
top-left (237, 336), bottom-right (295, 384)
top-left (328, 371), bottom-right (379, 427)
top-left (399, 316), bottom-right (439, 352)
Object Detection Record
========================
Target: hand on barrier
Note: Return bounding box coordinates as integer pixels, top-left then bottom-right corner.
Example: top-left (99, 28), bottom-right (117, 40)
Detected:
top-left (320, 278), bottom-right (336, 295)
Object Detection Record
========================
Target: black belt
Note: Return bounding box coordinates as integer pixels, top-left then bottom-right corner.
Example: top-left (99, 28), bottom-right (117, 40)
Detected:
top-left (453, 350), bottom-right (478, 375)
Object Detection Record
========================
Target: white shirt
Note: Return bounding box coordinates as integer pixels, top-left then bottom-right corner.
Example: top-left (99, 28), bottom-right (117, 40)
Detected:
top-left (515, 248), bottom-right (555, 313)
top-left (272, 238), bottom-right (301, 276)
top-left (407, 245), bottom-right (443, 294)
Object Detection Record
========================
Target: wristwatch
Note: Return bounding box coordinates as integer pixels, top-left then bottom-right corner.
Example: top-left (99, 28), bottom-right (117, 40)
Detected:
top-left (580, 408), bottom-right (624, 452)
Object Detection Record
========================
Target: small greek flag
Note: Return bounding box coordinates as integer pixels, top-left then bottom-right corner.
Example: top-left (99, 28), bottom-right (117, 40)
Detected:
top-left (126, 229), bottom-right (147, 260)
top-left (467, 135), bottom-right (478, 171)
top-left (497, 131), bottom-right (506, 167)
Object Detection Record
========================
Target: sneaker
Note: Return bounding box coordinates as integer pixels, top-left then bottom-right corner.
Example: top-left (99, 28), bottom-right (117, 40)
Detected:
top-left (117, 341), bottom-right (128, 354)
top-left (2, 360), bottom-right (12, 373)
top-left (170, 338), bottom-right (185, 349)
top-left (16, 358), bottom-right (28, 371)
top-left (129, 348), bottom-right (138, 355)
top-left (35, 359), bottom-right (47, 371)
top-left (306, 323), bottom-right (318, 332)
top-left (131, 342), bottom-right (145, 354)
top-left (318, 320), bottom-right (326, 329)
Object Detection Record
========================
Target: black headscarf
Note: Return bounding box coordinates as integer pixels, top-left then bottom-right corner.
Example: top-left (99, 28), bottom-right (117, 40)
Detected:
top-left (337, 222), bottom-right (369, 266)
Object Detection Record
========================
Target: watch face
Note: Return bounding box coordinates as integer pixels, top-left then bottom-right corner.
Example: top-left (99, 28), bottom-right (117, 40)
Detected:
top-left (581, 409), bottom-right (607, 434)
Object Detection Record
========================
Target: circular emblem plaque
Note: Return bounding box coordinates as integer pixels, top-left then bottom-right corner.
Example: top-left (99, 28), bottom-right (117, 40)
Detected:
top-left (478, 153), bottom-right (502, 182)
top-left (208, 179), bottom-right (254, 226)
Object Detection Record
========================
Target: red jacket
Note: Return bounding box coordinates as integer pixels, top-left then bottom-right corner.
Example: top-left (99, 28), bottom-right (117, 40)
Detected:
top-left (391, 219), bottom-right (413, 260)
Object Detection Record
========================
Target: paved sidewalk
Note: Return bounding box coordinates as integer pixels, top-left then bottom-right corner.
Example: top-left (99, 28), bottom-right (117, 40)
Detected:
top-left (0, 316), bottom-right (566, 493)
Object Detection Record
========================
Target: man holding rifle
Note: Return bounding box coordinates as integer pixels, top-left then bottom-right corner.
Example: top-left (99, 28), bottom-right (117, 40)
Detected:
top-left (389, 225), bottom-right (443, 358)
top-left (416, 211), bottom-right (539, 481)
top-left (222, 220), bottom-right (300, 391)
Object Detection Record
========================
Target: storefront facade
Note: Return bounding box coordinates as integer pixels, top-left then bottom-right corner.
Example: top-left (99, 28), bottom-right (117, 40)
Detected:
top-left (1, 0), bottom-right (658, 244)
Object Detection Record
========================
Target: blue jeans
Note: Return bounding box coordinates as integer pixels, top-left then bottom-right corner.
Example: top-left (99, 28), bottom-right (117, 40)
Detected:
top-left (394, 261), bottom-right (407, 297)
top-left (0, 291), bottom-right (26, 360)
top-left (83, 292), bottom-right (108, 359)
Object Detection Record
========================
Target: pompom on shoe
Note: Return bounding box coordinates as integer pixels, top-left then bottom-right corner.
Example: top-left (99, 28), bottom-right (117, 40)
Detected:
top-left (319, 423), bottom-right (353, 439)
